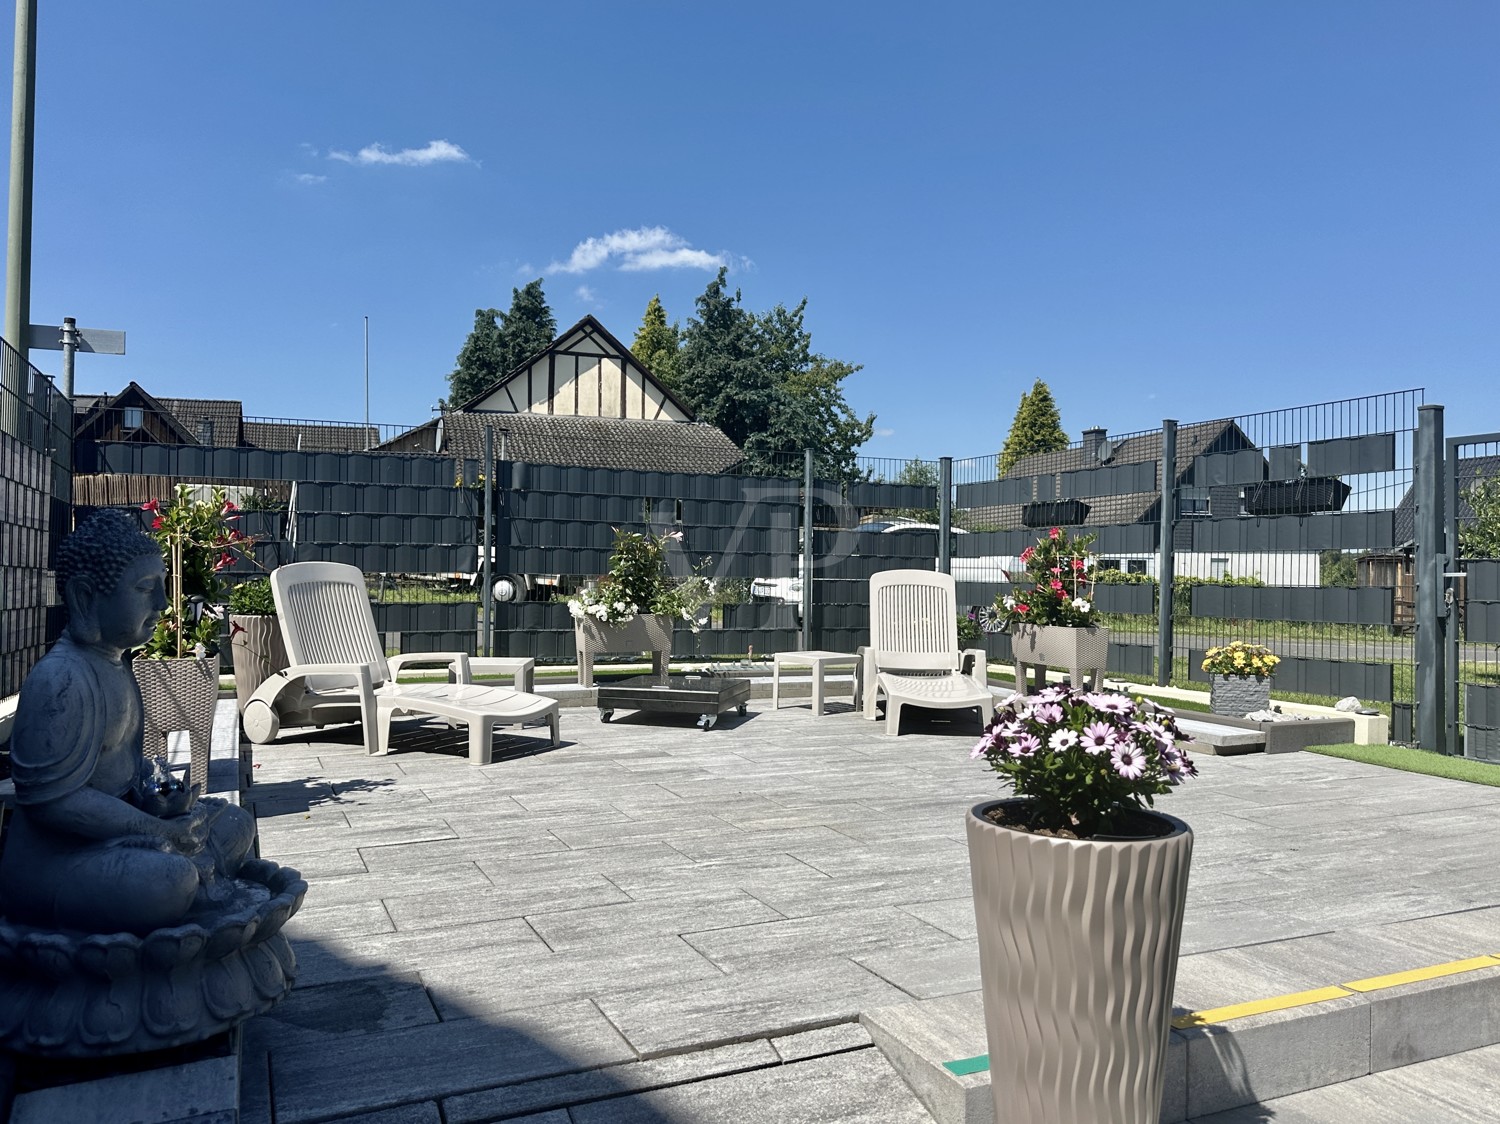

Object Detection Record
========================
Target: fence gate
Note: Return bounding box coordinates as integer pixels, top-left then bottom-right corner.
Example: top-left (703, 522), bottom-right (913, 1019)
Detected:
top-left (1445, 428), bottom-right (1500, 759)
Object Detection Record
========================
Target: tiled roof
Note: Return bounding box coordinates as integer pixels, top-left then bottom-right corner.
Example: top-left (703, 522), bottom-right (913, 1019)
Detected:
top-left (243, 420), bottom-right (380, 452)
top-left (156, 397), bottom-right (243, 444)
top-left (381, 412), bottom-right (744, 474)
top-left (1391, 453), bottom-right (1500, 550)
top-left (971, 419), bottom-right (1249, 528)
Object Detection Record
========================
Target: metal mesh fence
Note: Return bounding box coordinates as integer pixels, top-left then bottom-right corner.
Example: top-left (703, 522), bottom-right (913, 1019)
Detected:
top-left (1448, 432), bottom-right (1500, 758)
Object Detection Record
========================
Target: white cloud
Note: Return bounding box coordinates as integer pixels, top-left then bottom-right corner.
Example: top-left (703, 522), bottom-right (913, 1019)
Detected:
top-left (327, 139), bottom-right (474, 167)
top-left (576, 285), bottom-right (596, 303)
top-left (548, 226), bottom-right (733, 274)
top-left (875, 427), bottom-right (895, 438)
top-left (293, 172), bottom-right (327, 186)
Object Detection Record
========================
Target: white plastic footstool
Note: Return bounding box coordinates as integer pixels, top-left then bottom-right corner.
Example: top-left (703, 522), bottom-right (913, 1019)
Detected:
top-left (772, 650), bottom-right (861, 717)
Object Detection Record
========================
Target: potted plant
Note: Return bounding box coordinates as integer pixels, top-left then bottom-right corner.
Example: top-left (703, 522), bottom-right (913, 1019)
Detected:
top-left (228, 576), bottom-right (287, 713)
top-left (968, 686), bottom-right (1197, 1124)
top-left (567, 526), bottom-right (709, 687)
top-left (133, 485), bottom-right (257, 787)
top-left (1202, 640), bottom-right (1280, 716)
top-left (987, 527), bottom-right (1109, 692)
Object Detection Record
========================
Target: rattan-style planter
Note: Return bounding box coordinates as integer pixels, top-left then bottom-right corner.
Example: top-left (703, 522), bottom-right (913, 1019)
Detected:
top-left (573, 613), bottom-right (674, 687)
top-left (1010, 623), bottom-right (1110, 694)
top-left (133, 654), bottom-right (220, 789)
top-left (967, 799), bottom-right (1193, 1124)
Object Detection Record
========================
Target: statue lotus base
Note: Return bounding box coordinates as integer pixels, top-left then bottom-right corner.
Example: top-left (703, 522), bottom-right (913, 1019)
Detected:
top-left (0, 858), bottom-right (306, 1058)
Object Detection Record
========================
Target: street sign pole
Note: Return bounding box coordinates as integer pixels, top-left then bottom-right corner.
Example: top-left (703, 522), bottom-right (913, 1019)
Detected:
top-left (27, 320), bottom-right (125, 397)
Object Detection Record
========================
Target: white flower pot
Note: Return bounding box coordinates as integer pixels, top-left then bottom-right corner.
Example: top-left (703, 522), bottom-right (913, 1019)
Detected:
top-left (573, 613), bottom-right (674, 687)
top-left (1010, 624), bottom-right (1110, 693)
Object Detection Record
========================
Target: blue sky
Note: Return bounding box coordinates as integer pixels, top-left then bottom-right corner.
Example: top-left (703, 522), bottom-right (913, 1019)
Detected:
top-left (7, 2), bottom-right (1496, 462)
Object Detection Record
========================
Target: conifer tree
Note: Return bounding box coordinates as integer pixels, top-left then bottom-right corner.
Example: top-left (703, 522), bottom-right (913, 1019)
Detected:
top-left (446, 280), bottom-right (557, 407)
top-left (631, 295), bottom-right (681, 390)
top-left (447, 308), bottom-right (504, 406)
top-left (998, 379), bottom-right (1069, 476)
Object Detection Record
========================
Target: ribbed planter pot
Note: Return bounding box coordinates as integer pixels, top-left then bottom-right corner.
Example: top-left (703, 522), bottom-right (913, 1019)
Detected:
top-left (574, 612), bottom-right (674, 687)
top-left (1209, 673), bottom-right (1272, 717)
top-left (230, 614), bottom-right (288, 713)
top-left (967, 798), bottom-right (1193, 1124)
top-left (133, 654), bottom-right (222, 790)
top-left (1011, 624), bottom-right (1110, 693)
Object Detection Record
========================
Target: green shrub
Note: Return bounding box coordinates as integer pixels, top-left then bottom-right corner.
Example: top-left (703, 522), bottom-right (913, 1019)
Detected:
top-left (229, 578), bottom-right (276, 615)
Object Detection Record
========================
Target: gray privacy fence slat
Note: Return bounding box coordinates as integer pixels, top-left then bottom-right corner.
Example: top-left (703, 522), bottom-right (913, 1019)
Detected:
top-left (956, 475), bottom-right (1058, 507)
top-left (1466, 602), bottom-right (1500, 644)
top-left (1467, 561), bottom-right (1500, 601)
top-left (1059, 461), bottom-right (1157, 499)
top-left (1190, 585), bottom-right (1394, 626)
top-left (1463, 685), bottom-right (1500, 762)
top-left (1268, 445), bottom-right (1302, 480)
top-left (1188, 648), bottom-right (1393, 701)
top-left (845, 481), bottom-right (937, 509)
top-left (1306, 432), bottom-right (1397, 476)
top-left (1191, 511), bottom-right (1396, 551)
top-left (1191, 449), bottom-right (1266, 487)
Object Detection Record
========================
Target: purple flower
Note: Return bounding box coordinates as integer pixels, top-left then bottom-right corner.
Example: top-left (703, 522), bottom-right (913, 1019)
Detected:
top-left (1080, 721), bottom-right (1117, 755)
top-left (1034, 703), bottom-right (1064, 725)
top-left (1037, 685), bottom-right (1068, 704)
top-left (1012, 734), bottom-right (1041, 757)
top-left (1091, 693), bottom-right (1134, 716)
top-left (970, 731), bottom-right (998, 760)
top-left (1112, 743), bottom-right (1146, 780)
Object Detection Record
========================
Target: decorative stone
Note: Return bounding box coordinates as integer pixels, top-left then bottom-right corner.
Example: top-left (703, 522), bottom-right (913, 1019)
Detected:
top-left (0, 509), bottom-right (306, 1057)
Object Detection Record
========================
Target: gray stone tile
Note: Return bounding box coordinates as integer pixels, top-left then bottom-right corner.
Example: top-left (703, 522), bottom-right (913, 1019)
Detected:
top-left (442, 1039), bottom-right (777, 1123)
top-left (567, 1044), bottom-right (935, 1123)
top-left (683, 905), bottom-right (955, 972)
top-left (899, 897), bottom-right (977, 940)
top-left (772, 1021), bottom-right (873, 1061)
top-left (284, 898), bottom-right (393, 941)
top-left (528, 888), bottom-right (784, 950)
top-left (382, 873), bottom-right (633, 930)
top-left (856, 939), bottom-right (981, 999)
top-left (270, 1000), bottom-right (635, 1124)
top-left (422, 935), bottom-right (724, 1019)
top-left (256, 972), bottom-right (439, 1041)
top-left (595, 958), bottom-right (907, 1057)
top-left (290, 917), bottom-right (546, 989)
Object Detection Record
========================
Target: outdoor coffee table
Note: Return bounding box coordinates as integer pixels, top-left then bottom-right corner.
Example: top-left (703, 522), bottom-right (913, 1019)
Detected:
top-left (596, 672), bottom-right (751, 730)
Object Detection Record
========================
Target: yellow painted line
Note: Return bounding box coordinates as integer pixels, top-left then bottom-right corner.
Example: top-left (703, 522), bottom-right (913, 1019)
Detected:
top-left (1342, 954), bottom-right (1500, 993)
top-left (1172, 986), bottom-right (1353, 1030)
top-left (1172, 952), bottom-right (1500, 1031)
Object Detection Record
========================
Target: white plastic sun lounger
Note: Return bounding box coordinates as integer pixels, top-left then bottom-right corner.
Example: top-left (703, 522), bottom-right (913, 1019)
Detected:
top-left (864, 569), bottom-right (992, 736)
top-left (242, 562), bottom-right (559, 764)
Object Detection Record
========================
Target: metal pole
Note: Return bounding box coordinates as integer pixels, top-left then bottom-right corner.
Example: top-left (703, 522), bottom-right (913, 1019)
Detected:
top-left (1445, 431), bottom-right (1464, 757)
top-left (482, 424), bottom-right (494, 659)
top-left (1155, 419), bottom-right (1178, 686)
top-left (363, 315), bottom-right (370, 450)
top-left (938, 456), bottom-right (952, 575)
top-left (60, 316), bottom-right (75, 398)
top-left (1414, 404), bottom-right (1446, 751)
top-left (801, 448), bottom-right (814, 651)
top-left (2, 0), bottom-right (36, 436)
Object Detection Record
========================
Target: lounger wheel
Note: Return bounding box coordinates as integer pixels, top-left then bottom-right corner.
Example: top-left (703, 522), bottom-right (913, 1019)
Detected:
top-left (242, 699), bottom-right (281, 743)
top-left (598, 709), bottom-right (613, 723)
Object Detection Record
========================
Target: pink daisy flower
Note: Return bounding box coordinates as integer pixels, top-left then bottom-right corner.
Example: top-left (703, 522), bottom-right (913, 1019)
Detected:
top-left (1112, 744), bottom-right (1146, 780)
top-left (1079, 721), bottom-right (1117, 755)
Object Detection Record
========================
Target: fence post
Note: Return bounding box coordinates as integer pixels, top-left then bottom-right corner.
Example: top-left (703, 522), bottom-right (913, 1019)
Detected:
top-left (1414, 404), bottom-right (1446, 751)
top-left (1155, 419), bottom-right (1177, 686)
top-left (482, 424), bottom-right (493, 659)
top-left (801, 449), bottom-right (814, 651)
top-left (938, 457), bottom-right (952, 575)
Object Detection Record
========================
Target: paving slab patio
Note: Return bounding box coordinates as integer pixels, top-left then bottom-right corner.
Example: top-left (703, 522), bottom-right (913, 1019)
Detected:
top-left (239, 695), bottom-right (1500, 1123)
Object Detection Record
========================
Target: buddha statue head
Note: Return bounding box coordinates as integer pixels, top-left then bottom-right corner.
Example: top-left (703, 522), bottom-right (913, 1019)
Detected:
top-left (57, 509), bottom-right (167, 651)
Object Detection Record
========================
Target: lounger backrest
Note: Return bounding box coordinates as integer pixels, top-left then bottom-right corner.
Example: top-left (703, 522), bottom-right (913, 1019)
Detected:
top-left (869, 569), bottom-right (960, 673)
top-left (271, 561), bottom-right (392, 691)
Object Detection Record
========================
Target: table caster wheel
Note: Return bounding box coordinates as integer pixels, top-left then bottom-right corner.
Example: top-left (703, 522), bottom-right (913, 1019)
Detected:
top-left (737, 704), bottom-right (748, 716)
top-left (697, 713), bottom-right (718, 730)
top-left (599, 709), bottom-right (614, 723)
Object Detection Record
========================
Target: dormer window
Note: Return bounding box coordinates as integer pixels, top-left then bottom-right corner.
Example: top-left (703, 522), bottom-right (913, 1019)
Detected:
top-left (121, 406), bottom-right (144, 430)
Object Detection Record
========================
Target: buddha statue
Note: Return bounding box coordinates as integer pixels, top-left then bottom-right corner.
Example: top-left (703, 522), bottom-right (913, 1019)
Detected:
top-left (0, 509), bottom-right (305, 1057)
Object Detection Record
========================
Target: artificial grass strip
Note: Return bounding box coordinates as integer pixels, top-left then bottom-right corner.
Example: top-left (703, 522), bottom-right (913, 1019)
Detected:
top-left (1307, 742), bottom-right (1500, 788)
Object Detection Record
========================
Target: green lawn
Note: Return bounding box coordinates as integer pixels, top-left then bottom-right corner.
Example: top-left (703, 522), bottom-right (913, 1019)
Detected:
top-left (1307, 742), bottom-right (1500, 787)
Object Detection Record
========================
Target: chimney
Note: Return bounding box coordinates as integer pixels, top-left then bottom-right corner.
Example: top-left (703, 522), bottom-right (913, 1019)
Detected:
top-left (1082, 427), bottom-right (1106, 458)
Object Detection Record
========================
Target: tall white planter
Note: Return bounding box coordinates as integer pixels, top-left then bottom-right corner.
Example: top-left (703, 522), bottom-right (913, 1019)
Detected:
top-left (967, 798), bottom-right (1193, 1124)
top-left (574, 613), bottom-right (674, 687)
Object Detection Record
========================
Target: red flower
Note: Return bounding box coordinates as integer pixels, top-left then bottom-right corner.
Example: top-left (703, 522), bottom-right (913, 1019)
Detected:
top-left (151, 516), bottom-right (164, 530)
top-left (1050, 579), bottom-right (1064, 592)
top-left (1049, 527), bottom-right (1061, 539)
top-left (1016, 603), bottom-right (1030, 613)
top-left (1020, 546), bottom-right (1035, 563)
top-left (142, 498), bottom-right (160, 513)
top-left (220, 499), bottom-right (238, 514)
top-left (215, 551), bottom-right (235, 572)
top-left (1072, 558), bottom-right (1086, 571)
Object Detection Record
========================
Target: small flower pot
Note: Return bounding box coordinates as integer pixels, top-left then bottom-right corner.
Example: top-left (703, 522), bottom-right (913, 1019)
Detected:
top-left (1209, 673), bottom-right (1272, 717)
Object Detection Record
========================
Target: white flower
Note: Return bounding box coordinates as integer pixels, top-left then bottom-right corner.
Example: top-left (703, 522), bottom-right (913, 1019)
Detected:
top-left (1003, 595), bottom-right (1016, 609)
top-left (614, 601), bottom-right (627, 612)
top-left (1072, 598), bottom-right (1091, 612)
top-left (567, 600), bottom-right (585, 620)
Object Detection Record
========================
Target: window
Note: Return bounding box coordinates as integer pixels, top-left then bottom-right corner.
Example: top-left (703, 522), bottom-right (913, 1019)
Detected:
top-left (1211, 557), bottom-right (1230, 578)
top-left (1127, 559), bottom-right (1148, 575)
top-left (1098, 559), bottom-right (1121, 572)
top-left (1178, 486), bottom-right (1211, 517)
top-left (121, 406), bottom-right (144, 430)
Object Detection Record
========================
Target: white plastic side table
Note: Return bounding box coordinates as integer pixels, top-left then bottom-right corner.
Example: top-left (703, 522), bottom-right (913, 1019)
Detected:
top-left (456, 656), bottom-right (536, 694)
top-left (772, 650), bottom-right (861, 716)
